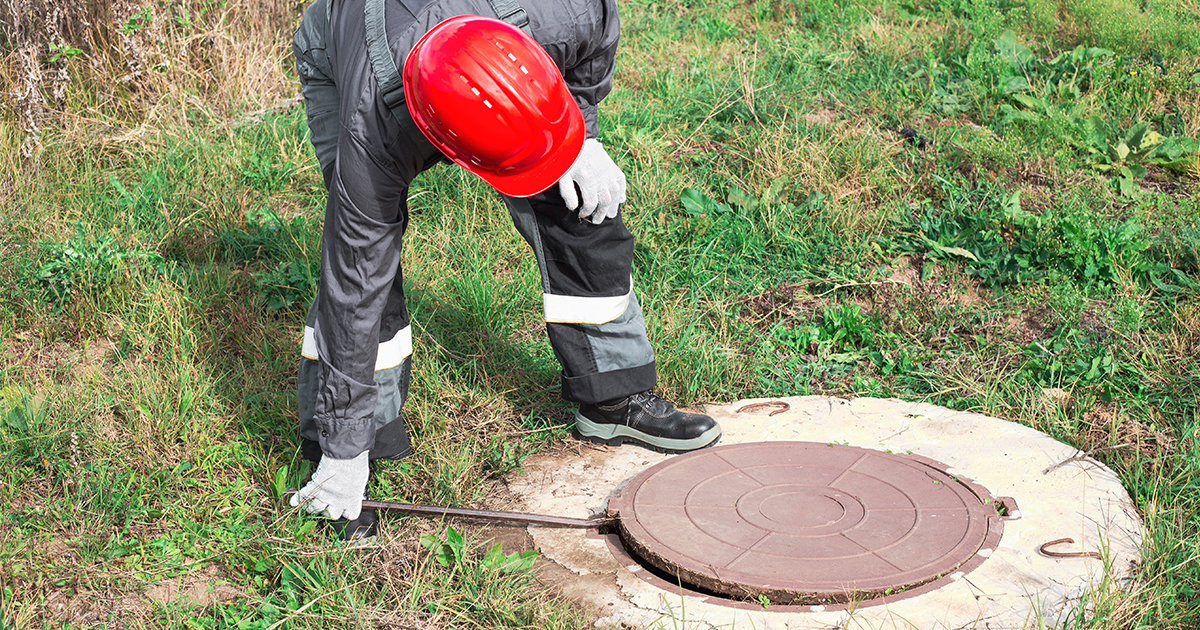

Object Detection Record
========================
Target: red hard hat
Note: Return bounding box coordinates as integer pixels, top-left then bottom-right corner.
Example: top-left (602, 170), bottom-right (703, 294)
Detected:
top-left (403, 15), bottom-right (585, 198)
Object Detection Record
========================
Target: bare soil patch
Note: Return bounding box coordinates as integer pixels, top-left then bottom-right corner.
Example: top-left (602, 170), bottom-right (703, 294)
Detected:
top-left (143, 564), bottom-right (243, 607)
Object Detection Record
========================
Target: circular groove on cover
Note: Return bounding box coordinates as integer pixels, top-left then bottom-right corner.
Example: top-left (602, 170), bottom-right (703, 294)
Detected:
top-left (608, 442), bottom-right (1001, 605)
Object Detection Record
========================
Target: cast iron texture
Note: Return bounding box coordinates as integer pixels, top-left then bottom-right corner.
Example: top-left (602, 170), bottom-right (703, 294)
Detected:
top-left (607, 441), bottom-right (1005, 606)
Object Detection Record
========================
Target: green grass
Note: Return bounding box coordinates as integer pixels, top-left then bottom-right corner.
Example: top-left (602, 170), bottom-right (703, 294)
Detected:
top-left (1, 0), bottom-right (1198, 627)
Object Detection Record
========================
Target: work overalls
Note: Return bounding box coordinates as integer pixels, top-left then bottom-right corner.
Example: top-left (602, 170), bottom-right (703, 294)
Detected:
top-left (291, 0), bottom-right (657, 462)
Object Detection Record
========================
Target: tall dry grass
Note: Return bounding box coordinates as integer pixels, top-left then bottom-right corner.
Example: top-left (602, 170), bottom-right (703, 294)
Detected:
top-left (2, 0), bottom-right (300, 167)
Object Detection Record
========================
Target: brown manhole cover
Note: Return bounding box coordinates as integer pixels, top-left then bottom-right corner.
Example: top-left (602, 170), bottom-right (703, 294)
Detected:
top-left (607, 441), bottom-right (1006, 606)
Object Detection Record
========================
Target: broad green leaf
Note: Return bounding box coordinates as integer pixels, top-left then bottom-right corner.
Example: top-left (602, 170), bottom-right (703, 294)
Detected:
top-left (993, 30), bottom-right (1034, 68)
top-left (513, 549), bottom-right (538, 571)
top-left (1004, 76), bottom-right (1030, 93)
top-left (680, 188), bottom-right (710, 217)
top-left (999, 104), bottom-right (1039, 123)
top-left (482, 542), bottom-right (505, 568)
top-left (5, 407), bottom-right (28, 432)
top-left (681, 188), bottom-right (730, 217)
top-left (1086, 356), bottom-right (1102, 380)
top-left (1004, 191), bottom-right (1022, 211)
top-left (1084, 116), bottom-right (1110, 151)
top-left (1154, 137), bottom-right (1185, 161)
top-left (1140, 129), bottom-right (1165, 153)
top-left (1011, 93), bottom-right (1042, 109)
top-left (1123, 122), bottom-right (1148, 150)
top-left (1118, 172), bottom-right (1137, 197)
top-left (726, 186), bottom-right (758, 213)
top-left (1151, 273), bottom-right (1184, 294)
top-left (930, 242), bottom-right (980, 261)
top-left (1173, 268), bottom-right (1199, 289)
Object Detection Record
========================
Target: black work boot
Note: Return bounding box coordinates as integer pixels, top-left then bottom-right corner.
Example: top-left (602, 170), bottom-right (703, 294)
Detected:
top-left (329, 506), bottom-right (377, 544)
top-left (308, 457), bottom-right (378, 544)
top-left (574, 392), bottom-right (722, 454)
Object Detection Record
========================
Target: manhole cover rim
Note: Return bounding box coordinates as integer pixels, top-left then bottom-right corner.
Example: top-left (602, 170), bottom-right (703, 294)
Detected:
top-left (607, 441), bottom-right (1004, 606)
top-left (600, 520), bottom-right (1006, 612)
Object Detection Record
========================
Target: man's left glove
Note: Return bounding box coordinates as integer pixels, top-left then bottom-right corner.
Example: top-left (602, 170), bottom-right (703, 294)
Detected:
top-left (558, 138), bottom-right (627, 225)
top-left (289, 450), bottom-right (369, 521)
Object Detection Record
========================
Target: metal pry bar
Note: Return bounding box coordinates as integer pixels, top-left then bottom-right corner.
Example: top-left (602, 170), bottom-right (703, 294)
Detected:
top-left (362, 498), bottom-right (613, 529)
top-left (284, 489), bottom-right (612, 529)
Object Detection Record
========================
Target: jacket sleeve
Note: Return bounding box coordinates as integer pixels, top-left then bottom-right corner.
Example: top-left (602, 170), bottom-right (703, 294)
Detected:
top-left (310, 124), bottom-right (409, 460)
top-left (308, 0), bottom-right (434, 461)
top-left (557, 0), bottom-right (620, 138)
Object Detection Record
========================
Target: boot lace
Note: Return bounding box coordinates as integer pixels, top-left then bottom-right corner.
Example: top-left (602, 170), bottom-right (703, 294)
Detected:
top-left (629, 392), bottom-right (674, 417)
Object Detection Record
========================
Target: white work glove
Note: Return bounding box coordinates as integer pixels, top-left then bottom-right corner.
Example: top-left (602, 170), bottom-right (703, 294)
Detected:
top-left (557, 138), bottom-right (627, 224)
top-left (289, 450), bottom-right (369, 521)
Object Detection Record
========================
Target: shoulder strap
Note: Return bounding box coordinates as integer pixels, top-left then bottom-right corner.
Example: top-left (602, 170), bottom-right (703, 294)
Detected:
top-left (365, 0), bottom-right (407, 113)
top-left (487, 0), bottom-right (532, 35)
top-left (364, 0), bottom-right (535, 116)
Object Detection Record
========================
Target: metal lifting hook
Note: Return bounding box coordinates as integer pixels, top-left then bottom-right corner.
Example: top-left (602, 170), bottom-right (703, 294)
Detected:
top-left (735, 401), bottom-right (791, 416)
top-left (1038, 538), bottom-right (1101, 559)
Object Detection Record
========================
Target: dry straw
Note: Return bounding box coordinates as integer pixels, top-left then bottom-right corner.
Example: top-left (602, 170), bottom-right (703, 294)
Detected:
top-left (3, 0), bottom-right (299, 161)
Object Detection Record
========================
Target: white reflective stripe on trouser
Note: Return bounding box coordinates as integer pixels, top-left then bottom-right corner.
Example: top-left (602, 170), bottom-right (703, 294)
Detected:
top-left (542, 285), bottom-right (633, 325)
top-left (300, 325), bottom-right (412, 371)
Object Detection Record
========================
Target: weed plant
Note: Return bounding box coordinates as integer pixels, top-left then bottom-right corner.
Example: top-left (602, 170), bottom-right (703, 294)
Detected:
top-left (1, 0), bottom-right (1198, 627)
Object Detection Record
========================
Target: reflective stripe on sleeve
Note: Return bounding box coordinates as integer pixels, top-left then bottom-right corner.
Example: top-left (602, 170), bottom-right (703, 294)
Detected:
top-left (301, 325), bottom-right (412, 371)
top-left (542, 286), bottom-right (632, 325)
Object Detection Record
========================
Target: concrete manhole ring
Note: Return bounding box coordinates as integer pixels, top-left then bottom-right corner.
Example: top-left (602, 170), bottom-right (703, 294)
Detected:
top-left (509, 396), bottom-right (1143, 629)
top-left (608, 441), bottom-right (1005, 606)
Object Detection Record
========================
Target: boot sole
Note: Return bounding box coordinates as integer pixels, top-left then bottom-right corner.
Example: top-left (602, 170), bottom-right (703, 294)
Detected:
top-left (573, 412), bottom-right (722, 454)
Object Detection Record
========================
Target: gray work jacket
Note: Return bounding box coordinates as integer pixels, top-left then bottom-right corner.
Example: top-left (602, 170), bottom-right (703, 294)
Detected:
top-left (293, 0), bottom-right (620, 459)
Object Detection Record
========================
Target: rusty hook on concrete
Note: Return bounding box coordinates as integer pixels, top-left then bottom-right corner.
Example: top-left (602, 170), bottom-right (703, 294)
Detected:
top-left (735, 401), bottom-right (791, 416)
top-left (1038, 538), bottom-right (1101, 559)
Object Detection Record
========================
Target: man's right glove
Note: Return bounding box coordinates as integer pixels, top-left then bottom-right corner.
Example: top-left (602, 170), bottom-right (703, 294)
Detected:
top-left (557, 138), bottom-right (627, 225)
top-left (289, 450), bottom-right (369, 521)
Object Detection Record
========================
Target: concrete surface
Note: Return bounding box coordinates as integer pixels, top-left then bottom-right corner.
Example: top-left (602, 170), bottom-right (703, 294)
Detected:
top-left (507, 396), bottom-right (1143, 629)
